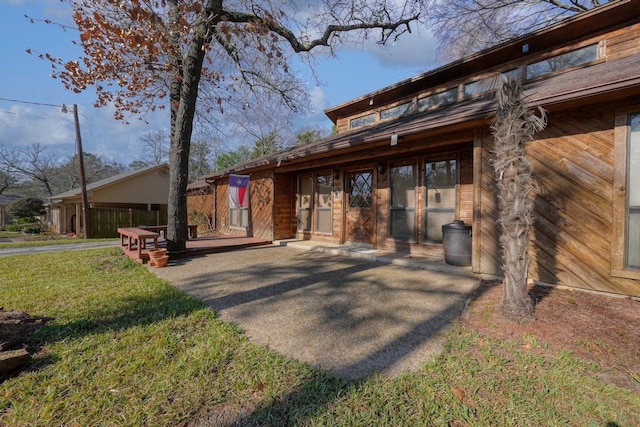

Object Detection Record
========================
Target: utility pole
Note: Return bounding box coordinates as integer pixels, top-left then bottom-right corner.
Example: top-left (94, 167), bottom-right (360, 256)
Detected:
top-left (72, 104), bottom-right (91, 239)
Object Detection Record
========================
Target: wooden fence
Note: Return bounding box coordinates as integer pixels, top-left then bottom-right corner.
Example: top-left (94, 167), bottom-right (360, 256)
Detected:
top-left (89, 207), bottom-right (168, 238)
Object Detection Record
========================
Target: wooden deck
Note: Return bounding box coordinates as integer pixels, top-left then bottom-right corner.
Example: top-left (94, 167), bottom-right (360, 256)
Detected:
top-left (121, 233), bottom-right (272, 264)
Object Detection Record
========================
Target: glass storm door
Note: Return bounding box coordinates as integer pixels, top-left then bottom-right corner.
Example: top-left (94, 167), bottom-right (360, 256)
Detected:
top-left (345, 170), bottom-right (374, 244)
top-left (424, 158), bottom-right (457, 242)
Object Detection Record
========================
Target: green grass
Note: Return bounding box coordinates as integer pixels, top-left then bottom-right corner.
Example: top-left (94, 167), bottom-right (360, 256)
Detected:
top-left (1, 249), bottom-right (638, 426)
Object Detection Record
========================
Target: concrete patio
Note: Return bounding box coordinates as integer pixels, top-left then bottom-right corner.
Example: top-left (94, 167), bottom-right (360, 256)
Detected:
top-left (152, 242), bottom-right (480, 379)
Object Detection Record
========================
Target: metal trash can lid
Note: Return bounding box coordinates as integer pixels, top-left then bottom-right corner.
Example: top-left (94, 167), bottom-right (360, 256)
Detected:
top-left (443, 220), bottom-right (471, 230)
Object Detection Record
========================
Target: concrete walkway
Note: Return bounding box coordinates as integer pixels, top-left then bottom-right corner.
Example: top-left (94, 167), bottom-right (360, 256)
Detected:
top-left (152, 242), bottom-right (480, 380)
top-left (0, 240), bottom-right (119, 257)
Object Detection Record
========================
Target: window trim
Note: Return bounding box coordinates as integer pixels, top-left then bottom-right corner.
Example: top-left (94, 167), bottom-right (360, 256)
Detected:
top-left (612, 108), bottom-right (640, 280)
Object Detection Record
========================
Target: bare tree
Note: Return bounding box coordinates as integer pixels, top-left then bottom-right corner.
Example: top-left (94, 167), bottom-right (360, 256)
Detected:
top-left (0, 144), bottom-right (59, 197)
top-left (491, 80), bottom-right (547, 321)
top-left (139, 130), bottom-right (170, 166)
top-left (39, 0), bottom-right (424, 251)
top-left (429, 0), bottom-right (609, 60)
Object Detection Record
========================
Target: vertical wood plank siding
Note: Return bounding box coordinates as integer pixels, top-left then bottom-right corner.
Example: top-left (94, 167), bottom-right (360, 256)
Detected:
top-left (274, 173), bottom-right (295, 240)
top-left (481, 104), bottom-right (639, 296)
top-left (249, 171), bottom-right (275, 240)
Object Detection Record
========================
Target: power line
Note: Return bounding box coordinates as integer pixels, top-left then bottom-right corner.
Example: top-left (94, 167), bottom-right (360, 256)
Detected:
top-left (0, 97), bottom-right (62, 108)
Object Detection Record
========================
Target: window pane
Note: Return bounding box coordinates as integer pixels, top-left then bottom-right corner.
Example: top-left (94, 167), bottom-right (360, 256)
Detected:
top-left (381, 102), bottom-right (412, 120)
top-left (628, 114), bottom-right (640, 269)
top-left (629, 114), bottom-right (640, 206)
top-left (628, 209), bottom-right (640, 269)
top-left (390, 163), bottom-right (416, 241)
top-left (230, 208), bottom-right (238, 227)
top-left (240, 208), bottom-right (249, 228)
top-left (425, 159), bottom-right (457, 242)
top-left (349, 172), bottom-right (372, 208)
top-left (316, 209), bottom-right (332, 234)
top-left (350, 113), bottom-right (376, 129)
top-left (527, 44), bottom-right (598, 79)
top-left (418, 88), bottom-right (458, 112)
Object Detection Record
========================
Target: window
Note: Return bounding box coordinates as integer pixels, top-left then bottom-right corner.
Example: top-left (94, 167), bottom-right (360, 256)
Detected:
top-left (229, 207), bottom-right (249, 228)
top-left (464, 69), bottom-right (518, 98)
top-left (350, 113), bottom-right (376, 129)
top-left (612, 111), bottom-right (640, 279)
top-left (390, 161), bottom-right (416, 241)
top-left (418, 87), bottom-right (458, 112)
top-left (526, 44), bottom-right (599, 80)
top-left (381, 102), bottom-right (413, 120)
top-left (424, 158), bottom-right (457, 242)
top-left (627, 114), bottom-right (640, 269)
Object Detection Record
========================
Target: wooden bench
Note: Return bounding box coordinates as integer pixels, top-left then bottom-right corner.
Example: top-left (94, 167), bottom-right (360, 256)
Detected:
top-left (117, 227), bottom-right (160, 262)
top-left (140, 224), bottom-right (198, 239)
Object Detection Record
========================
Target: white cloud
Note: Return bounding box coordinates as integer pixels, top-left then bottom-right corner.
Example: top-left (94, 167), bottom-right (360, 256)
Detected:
top-left (0, 105), bottom-right (75, 159)
top-left (0, 102), bottom-right (169, 166)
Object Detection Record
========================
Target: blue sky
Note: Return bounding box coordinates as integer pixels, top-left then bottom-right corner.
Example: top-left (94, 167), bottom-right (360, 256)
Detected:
top-left (0, 0), bottom-right (439, 166)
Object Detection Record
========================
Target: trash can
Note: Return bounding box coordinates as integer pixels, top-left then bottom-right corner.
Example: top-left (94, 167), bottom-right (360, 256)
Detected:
top-left (442, 220), bottom-right (472, 266)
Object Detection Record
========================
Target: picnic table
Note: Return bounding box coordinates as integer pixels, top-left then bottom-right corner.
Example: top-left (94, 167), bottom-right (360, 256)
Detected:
top-left (117, 227), bottom-right (160, 262)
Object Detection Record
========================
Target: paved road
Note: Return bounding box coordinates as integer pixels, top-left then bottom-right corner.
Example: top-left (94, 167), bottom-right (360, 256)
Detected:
top-left (152, 245), bottom-right (479, 379)
top-left (0, 241), bottom-right (119, 257)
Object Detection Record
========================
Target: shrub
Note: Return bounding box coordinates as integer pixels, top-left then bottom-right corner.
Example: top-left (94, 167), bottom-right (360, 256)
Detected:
top-left (7, 198), bottom-right (45, 222)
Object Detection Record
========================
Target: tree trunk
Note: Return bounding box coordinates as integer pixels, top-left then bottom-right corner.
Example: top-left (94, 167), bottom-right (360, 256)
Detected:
top-left (491, 81), bottom-right (546, 322)
top-left (166, 4), bottom-right (216, 252)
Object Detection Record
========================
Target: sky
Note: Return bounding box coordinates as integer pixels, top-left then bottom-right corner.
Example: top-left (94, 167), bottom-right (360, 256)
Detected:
top-left (0, 0), bottom-right (440, 167)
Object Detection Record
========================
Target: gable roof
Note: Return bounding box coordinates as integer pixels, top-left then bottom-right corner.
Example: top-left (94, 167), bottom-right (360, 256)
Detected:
top-left (49, 164), bottom-right (169, 201)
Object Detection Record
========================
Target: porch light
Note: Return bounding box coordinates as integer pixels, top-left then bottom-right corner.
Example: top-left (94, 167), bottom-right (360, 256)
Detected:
top-left (377, 163), bottom-right (386, 175)
top-left (390, 133), bottom-right (398, 146)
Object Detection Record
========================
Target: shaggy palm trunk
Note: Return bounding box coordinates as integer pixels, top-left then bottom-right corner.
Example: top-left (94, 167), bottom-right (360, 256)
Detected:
top-left (491, 81), bottom-right (547, 322)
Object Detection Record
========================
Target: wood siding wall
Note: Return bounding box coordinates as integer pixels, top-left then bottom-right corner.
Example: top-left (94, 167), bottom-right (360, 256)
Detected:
top-left (274, 173), bottom-right (296, 240)
top-left (248, 171), bottom-right (274, 240)
top-left (479, 103), bottom-right (639, 296)
top-left (606, 22), bottom-right (640, 61)
top-left (333, 18), bottom-right (640, 135)
top-left (187, 192), bottom-right (214, 234)
top-left (211, 171), bottom-right (275, 241)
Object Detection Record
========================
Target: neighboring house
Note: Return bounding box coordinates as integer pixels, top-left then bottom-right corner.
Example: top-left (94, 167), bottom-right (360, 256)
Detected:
top-left (49, 164), bottom-right (170, 236)
top-left (189, 1), bottom-right (640, 297)
top-left (0, 194), bottom-right (22, 230)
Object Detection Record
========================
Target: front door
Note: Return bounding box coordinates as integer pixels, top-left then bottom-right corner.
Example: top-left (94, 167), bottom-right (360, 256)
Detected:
top-left (345, 170), bottom-right (374, 244)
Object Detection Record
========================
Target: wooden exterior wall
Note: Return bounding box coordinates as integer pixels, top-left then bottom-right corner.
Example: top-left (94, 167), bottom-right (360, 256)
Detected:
top-left (187, 191), bottom-right (215, 234)
top-left (478, 102), bottom-right (639, 296)
top-left (211, 171), bottom-right (275, 241)
top-left (249, 171), bottom-right (275, 241)
top-left (274, 173), bottom-right (296, 240)
top-left (333, 17), bottom-right (640, 136)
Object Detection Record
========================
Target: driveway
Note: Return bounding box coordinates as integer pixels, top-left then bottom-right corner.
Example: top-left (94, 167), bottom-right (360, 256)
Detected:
top-left (152, 245), bottom-right (479, 379)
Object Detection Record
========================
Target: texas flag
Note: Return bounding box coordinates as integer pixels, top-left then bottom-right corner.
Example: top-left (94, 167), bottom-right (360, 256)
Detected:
top-left (229, 174), bottom-right (250, 208)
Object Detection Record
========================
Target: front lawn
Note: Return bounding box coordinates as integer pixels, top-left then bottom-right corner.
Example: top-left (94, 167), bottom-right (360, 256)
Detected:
top-left (0, 248), bottom-right (638, 426)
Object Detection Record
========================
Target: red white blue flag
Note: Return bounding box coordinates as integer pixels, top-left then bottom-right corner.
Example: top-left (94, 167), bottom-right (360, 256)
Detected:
top-left (229, 174), bottom-right (250, 208)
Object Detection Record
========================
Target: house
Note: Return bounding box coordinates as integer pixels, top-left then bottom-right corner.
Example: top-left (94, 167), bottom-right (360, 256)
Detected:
top-left (49, 164), bottom-right (170, 237)
top-left (189, 0), bottom-right (640, 297)
top-left (0, 194), bottom-right (22, 230)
